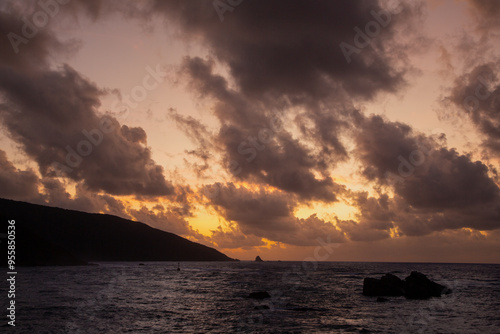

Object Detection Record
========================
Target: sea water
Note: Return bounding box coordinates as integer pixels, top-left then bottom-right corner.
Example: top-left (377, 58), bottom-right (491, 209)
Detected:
top-left (1, 262), bottom-right (499, 333)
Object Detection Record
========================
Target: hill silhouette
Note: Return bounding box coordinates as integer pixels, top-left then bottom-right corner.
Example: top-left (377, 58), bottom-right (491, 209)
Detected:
top-left (0, 198), bottom-right (235, 266)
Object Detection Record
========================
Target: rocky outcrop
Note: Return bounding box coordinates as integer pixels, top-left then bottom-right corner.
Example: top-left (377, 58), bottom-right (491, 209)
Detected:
top-left (404, 271), bottom-right (452, 299)
top-left (255, 256), bottom-right (264, 262)
top-left (363, 273), bottom-right (406, 296)
top-left (248, 291), bottom-right (270, 299)
top-left (363, 271), bottom-right (452, 299)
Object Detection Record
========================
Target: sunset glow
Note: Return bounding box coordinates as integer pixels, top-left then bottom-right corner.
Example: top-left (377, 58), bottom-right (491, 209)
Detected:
top-left (1, 0), bottom-right (500, 263)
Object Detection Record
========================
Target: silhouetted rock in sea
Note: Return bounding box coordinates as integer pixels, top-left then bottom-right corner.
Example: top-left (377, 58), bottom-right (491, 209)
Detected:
top-left (363, 271), bottom-right (451, 300)
top-left (363, 273), bottom-right (406, 296)
top-left (248, 291), bottom-right (270, 299)
top-left (405, 271), bottom-right (452, 299)
top-left (376, 297), bottom-right (389, 302)
top-left (255, 256), bottom-right (264, 262)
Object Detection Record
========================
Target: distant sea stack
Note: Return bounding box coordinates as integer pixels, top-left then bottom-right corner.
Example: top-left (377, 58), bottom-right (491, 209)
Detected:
top-left (255, 256), bottom-right (264, 262)
top-left (0, 198), bottom-right (237, 266)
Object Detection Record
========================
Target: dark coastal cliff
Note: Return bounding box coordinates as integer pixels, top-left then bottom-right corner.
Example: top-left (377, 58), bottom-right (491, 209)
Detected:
top-left (0, 198), bottom-right (235, 266)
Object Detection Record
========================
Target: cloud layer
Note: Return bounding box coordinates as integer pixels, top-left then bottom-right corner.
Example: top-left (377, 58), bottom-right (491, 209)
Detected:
top-left (0, 7), bottom-right (174, 197)
top-left (0, 0), bottom-right (499, 259)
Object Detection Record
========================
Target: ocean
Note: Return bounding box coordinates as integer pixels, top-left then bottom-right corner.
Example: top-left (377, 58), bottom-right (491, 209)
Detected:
top-left (1, 262), bottom-right (499, 333)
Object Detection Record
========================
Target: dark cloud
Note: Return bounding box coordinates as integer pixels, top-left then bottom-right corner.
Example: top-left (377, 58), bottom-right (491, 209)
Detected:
top-left (0, 149), bottom-right (133, 219)
top-left (467, 0), bottom-right (500, 30)
top-left (354, 114), bottom-right (500, 236)
top-left (355, 114), bottom-right (421, 182)
top-left (168, 109), bottom-right (219, 179)
top-left (180, 57), bottom-right (344, 202)
top-left (120, 125), bottom-right (147, 144)
top-left (160, 0), bottom-right (500, 244)
top-left (202, 182), bottom-right (345, 246)
top-left (355, 114), bottom-right (498, 209)
top-left (40, 178), bottom-right (95, 212)
top-left (0, 6), bottom-right (70, 71)
top-left (168, 110), bottom-right (214, 152)
top-left (446, 62), bottom-right (500, 156)
top-left (208, 225), bottom-right (266, 249)
top-left (205, 183), bottom-right (297, 233)
top-left (291, 214), bottom-right (346, 246)
top-left (154, 0), bottom-right (423, 202)
top-left (0, 149), bottom-right (195, 237)
top-left (336, 219), bottom-right (391, 242)
top-left (352, 191), bottom-right (394, 230)
top-left (152, 0), bottom-right (417, 100)
top-left (0, 64), bottom-right (174, 196)
top-left (335, 190), bottom-right (395, 242)
top-left (2, 0), bottom-right (499, 258)
top-left (0, 1), bottom-right (175, 198)
top-left (0, 2), bottom-right (184, 250)
top-left (39, 179), bottom-right (133, 219)
top-left (396, 148), bottom-right (499, 210)
top-left (0, 149), bottom-right (195, 236)
top-left (126, 185), bottom-right (206, 239)
top-left (128, 205), bottom-right (193, 237)
top-left (0, 149), bottom-right (40, 201)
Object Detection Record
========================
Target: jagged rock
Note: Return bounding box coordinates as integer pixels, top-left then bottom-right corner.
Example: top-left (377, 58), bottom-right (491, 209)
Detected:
top-left (405, 271), bottom-right (452, 299)
top-left (255, 256), bottom-right (264, 262)
top-left (362, 271), bottom-right (451, 300)
top-left (363, 273), bottom-right (405, 296)
top-left (248, 291), bottom-right (271, 299)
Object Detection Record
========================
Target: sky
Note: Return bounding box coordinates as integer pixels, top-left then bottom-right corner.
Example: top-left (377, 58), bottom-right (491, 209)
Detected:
top-left (0, 0), bottom-right (499, 263)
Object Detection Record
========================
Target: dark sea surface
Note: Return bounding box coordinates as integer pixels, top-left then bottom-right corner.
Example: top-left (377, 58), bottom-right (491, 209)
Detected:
top-left (1, 262), bottom-right (500, 333)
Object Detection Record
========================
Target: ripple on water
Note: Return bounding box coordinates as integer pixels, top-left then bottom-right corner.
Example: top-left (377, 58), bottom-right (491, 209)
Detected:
top-left (8, 262), bottom-right (500, 333)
